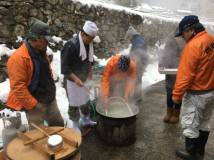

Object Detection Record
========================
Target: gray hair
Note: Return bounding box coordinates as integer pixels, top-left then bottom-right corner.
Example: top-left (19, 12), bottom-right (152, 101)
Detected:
top-left (183, 22), bottom-right (205, 32)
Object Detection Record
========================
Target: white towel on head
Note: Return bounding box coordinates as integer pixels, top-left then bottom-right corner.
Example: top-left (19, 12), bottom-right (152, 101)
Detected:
top-left (78, 32), bottom-right (94, 62)
top-left (83, 21), bottom-right (99, 36)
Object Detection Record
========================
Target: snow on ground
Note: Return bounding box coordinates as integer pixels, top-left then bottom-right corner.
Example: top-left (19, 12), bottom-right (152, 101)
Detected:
top-left (142, 61), bottom-right (165, 89)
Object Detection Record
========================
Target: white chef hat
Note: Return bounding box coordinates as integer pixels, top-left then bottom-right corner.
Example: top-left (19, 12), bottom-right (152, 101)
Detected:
top-left (83, 21), bottom-right (99, 36)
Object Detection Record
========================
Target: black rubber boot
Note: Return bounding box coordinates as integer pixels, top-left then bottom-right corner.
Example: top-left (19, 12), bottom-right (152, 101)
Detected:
top-left (176, 137), bottom-right (199, 160)
top-left (197, 130), bottom-right (210, 155)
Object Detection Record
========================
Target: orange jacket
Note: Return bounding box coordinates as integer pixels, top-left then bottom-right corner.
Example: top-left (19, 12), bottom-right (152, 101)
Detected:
top-left (6, 42), bottom-right (54, 110)
top-left (173, 31), bottom-right (214, 100)
top-left (101, 55), bottom-right (136, 97)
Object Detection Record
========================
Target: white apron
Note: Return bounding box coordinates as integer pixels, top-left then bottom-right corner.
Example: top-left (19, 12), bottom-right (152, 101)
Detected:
top-left (67, 79), bottom-right (89, 107)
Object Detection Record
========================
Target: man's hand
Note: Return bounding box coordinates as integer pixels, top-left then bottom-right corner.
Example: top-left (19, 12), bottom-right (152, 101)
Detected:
top-left (172, 96), bottom-right (181, 104)
top-left (88, 73), bottom-right (92, 81)
top-left (158, 67), bottom-right (164, 71)
top-left (69, 73), bottom-right (83, 87)
top-left (75, 78), bottom-right (83, 87)
top-left (124, 93), bottom-right (129, 103)
top-left (103, 97), bottom-right (109, 109)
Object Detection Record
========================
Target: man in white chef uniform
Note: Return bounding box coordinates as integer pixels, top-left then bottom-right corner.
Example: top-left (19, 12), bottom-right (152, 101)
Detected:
top-left (61, 21), bottom-right (98, 134)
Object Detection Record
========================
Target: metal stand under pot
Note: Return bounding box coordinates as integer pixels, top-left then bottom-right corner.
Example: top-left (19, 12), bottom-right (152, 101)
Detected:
top-left (96, 97), bottom-right (139, 147)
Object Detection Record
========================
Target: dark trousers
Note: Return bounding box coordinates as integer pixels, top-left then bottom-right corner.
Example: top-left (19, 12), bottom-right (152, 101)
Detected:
top-left (166, 87), bottom-right (182, 110)
top-left (67, 101), bottom-right (91, 121)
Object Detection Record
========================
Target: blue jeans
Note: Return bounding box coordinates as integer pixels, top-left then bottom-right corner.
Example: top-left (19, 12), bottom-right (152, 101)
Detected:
top-left (166, 87), bottom-right (182, 110)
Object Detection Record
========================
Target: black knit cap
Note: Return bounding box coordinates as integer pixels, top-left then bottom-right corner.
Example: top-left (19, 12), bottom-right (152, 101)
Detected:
top-left (117, 55), bottom-right (130, 72)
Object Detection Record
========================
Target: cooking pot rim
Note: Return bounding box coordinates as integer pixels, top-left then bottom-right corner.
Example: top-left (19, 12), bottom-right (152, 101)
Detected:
top-left (96, 101), bottom-right (139, 118)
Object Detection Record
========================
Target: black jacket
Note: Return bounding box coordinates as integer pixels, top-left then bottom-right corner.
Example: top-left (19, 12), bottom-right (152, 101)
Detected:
top-left (61, 32), bottom-right (94, 83)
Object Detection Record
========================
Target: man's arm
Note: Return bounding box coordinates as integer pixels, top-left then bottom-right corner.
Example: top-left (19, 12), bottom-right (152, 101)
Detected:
top-left (173, 46), bottom-right (199, 100)
top-left (7, 56), bottom-right (37, 110)
top-left (100, 60), bottom-right (114, 108)
top-left (61, 41), bottom-right (84, 86)
top-left (100, 62), bottom-right (112, 98)
top-left (69, 73), bottom-right (83, 87)
top-left (61, 41), bottom-right (75, 76)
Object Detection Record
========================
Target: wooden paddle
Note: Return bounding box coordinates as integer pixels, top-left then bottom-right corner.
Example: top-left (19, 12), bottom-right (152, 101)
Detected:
top-left (83, 84), bottom-right (94, 97)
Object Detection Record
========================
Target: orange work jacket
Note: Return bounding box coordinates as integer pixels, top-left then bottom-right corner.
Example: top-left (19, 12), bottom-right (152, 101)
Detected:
top-left (6, 42), bottom-right (54, 110)
top-left (101, 55), bottom-right (136, 97)
top-left (173, 31), bottom-right (214, 100)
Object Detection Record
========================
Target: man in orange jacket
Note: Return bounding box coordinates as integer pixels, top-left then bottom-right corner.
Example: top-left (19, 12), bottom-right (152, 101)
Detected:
top-left (7, 20), bottom-right (64, 130)
top-left (172, 15), bottom-right (214, 160)
top-left (101, 55), bottom-right (136, 108)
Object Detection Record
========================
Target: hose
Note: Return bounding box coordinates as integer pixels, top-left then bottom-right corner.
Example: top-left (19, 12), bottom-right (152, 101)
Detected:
top-left (44, 120), bottom-right (48, 126)
top-left (81, 64), bottom-right (104, 136)
top-left (90, 99), bottom-right (96, 118)
top-left (93, 64), bottom-right (105, 69)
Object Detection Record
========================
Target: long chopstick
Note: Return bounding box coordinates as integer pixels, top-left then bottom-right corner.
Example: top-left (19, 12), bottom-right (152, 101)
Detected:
top-left (83, 85), bottom-right (94, 97)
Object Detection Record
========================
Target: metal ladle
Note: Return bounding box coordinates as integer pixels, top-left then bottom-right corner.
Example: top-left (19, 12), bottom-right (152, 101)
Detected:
top-left (31, 123), bottom-right (64, 152)
top-left (109, 97), bottom-right (133, 115)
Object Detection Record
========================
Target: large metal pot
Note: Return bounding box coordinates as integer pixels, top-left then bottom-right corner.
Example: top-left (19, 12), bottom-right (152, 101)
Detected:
top-left (96, 97), bottom-right (139, 146)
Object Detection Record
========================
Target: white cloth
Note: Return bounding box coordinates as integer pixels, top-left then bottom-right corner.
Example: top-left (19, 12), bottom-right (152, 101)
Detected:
top-left (83, 21), bottom-right (98, 36)
top-left (78, 32), bottom-right (94, 62)
top-left (181, 90), bottom-right (214, 138)
top-left (67, 79), bottom-right (89, 107)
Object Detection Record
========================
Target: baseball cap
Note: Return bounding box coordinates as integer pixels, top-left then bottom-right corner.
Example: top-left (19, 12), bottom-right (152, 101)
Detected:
top-left (175, 15), bottom-right (199, 37)
top-left (28, 20), bottom-right (55, 43)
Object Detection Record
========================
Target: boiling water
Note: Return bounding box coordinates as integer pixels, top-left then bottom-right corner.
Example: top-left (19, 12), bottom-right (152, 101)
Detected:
top-left (97, 97), bottom-right (138, 118)
top-left (100, 103), bottom-right (133, 118)
top-left (107, 107), bottom-right (132, 118)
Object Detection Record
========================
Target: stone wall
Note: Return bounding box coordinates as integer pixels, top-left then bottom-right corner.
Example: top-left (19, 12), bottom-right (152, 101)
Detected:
top-left (0, 0), bottom-right (146, 56)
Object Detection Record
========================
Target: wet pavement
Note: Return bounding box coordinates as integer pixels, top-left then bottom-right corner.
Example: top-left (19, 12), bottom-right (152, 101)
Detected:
top-left (79, 80), bottom-right (214, 160)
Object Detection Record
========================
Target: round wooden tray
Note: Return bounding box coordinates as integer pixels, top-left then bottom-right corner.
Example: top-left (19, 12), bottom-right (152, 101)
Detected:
top-left (6, 127), bottom-right (82, 160)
